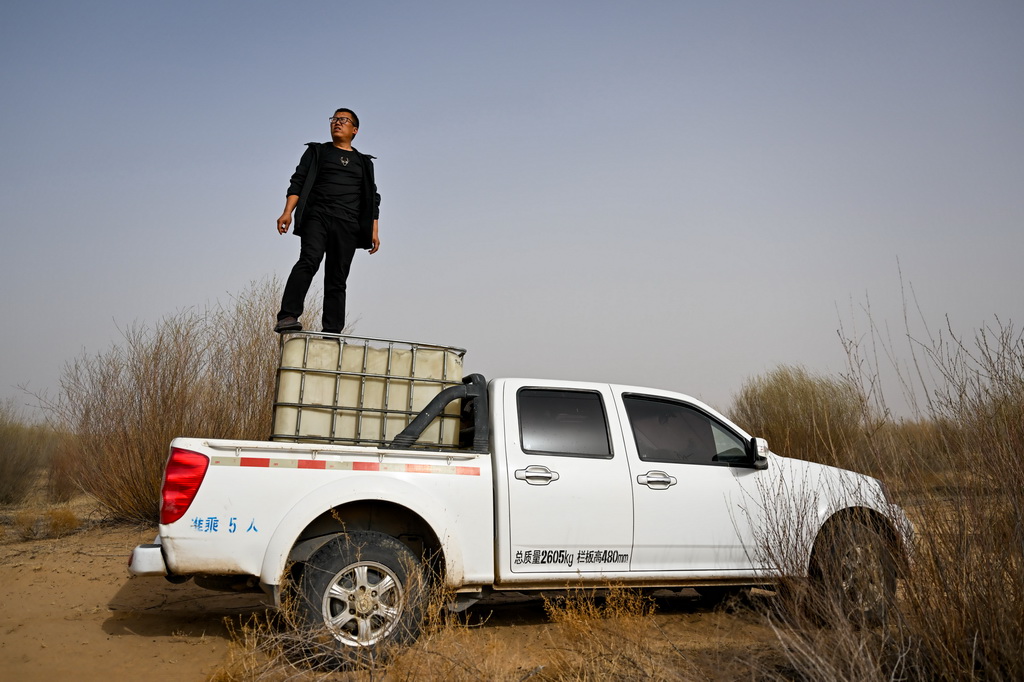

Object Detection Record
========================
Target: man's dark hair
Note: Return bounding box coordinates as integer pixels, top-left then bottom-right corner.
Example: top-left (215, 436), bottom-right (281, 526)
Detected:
top-left (335, 108), bottom-right (359, 128)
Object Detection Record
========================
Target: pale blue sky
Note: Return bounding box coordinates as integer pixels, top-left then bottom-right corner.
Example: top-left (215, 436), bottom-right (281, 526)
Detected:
top-left (2, 1), bottom-right (1022, 416)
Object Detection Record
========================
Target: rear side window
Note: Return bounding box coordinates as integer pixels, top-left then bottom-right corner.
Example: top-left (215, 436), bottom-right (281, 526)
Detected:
top-left (517, 388), bottom-right (612, 458)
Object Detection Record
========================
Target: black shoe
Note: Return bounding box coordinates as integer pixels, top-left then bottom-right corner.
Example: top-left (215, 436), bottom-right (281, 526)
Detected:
top-left (274, 317), bottom-right (302, 333)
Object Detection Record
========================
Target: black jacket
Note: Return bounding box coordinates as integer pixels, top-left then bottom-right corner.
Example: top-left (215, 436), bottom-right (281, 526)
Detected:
top-left (287, 142), bottom-right (381, 249)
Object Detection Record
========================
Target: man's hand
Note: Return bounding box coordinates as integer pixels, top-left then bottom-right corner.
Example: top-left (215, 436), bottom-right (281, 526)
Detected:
top-left (277, 196), bottom-right (299, 235)
top-left (277, 214), bottom-right (292, 234)
top-left (369, 219), bottom-right (380, 254)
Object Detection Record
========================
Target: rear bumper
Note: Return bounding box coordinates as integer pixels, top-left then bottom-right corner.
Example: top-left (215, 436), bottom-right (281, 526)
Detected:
top-left (129, 536), bottom-right (168, 576)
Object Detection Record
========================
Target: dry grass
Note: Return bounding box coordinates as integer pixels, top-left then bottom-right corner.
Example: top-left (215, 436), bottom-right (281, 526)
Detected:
top-left (0, 400), bottom-right (57, 505)
top-left (42, 277), bottom-right (321, 523)
top-left (731, 364), bottom-right (866, 472)
top-left (43, 507), bottom-right (82, 537)
top-left (536, 588), bottom-right (705, 681)
top-left (7, 506), bottom-right (82, 540)
top-left (210, 585), bottom-right (717, 682)
top-left (733, 308), bottom-right (1024, 680)
top-left (12, 509), bottom-right (39, 541)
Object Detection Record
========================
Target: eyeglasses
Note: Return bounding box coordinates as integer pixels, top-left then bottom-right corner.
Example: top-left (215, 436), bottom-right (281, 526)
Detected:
top-left (329, 116), bottom-right (354, 126)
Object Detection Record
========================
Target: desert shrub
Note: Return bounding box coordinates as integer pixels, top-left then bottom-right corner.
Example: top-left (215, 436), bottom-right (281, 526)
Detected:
top-left (45, 277), bottom-right (321, 523)
top-left (7, 507), bottom-right (82, 540)
top-left (47, 440), bottom-right (80, 503)
top-left (887, 320), bottom-right (1024, 681)
top-left (730, 364), bottom-right (866, 471)
top-left (44, 507), bottom-right (81, 537)
top-left (538, 587), bottom-right (700, 681)
top-left (862, 417), bottom-right (956, 494)
top-left (13, 509), bottom-right (39, 540)
top-left (752, 316), bottom-right (1024, 681)
top-left (0, 400), bottom-right (57, 505)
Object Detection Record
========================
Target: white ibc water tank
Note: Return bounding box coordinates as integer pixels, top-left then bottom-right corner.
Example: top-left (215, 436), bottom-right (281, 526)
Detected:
top-left (272, 334), bottom-right (465, 448)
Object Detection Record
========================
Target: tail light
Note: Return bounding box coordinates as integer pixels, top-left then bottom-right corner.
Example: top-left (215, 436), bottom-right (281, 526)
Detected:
top-left (160, 448), bottom-right (210, 524)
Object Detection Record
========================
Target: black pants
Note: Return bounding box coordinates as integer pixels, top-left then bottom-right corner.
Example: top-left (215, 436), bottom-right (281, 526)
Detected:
top-left (278, 213), bottom-right (358, 333)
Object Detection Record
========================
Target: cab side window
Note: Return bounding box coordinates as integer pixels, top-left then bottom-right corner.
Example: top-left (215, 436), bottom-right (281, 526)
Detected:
top-left (623, 395), bottom-right (747, 466)
top-left (518, 388), bottom-right (612, 458)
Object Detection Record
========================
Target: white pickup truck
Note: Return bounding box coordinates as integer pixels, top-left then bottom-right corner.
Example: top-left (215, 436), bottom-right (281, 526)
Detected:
top-left (130, 335), bottom-right (912, 665)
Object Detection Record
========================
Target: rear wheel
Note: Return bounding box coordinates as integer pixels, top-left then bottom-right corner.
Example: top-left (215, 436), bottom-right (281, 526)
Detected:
top-left (295, 531), bottom-right (427, 668)
top-left (810, 519), bottom-right (896, 626)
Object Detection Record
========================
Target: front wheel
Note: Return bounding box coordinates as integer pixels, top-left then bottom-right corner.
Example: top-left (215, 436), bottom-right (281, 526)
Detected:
top-left (810, 518), bottom-right (896, 626)
top-left (295, 531), bottom-right (427, 667)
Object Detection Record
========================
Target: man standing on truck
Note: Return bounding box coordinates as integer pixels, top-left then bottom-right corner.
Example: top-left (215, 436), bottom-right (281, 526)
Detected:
top-left (274, 108), bottom-right (381, 334)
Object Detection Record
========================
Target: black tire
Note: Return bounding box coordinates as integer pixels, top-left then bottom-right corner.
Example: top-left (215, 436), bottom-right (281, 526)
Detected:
top-left (810, 519), bottom-right (896, 627)
top-left (295, 531), bottom-right (427, 668)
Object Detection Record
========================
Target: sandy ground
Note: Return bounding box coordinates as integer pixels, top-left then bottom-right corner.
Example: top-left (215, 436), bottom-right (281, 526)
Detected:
top-left (0, 521), bottom-right (270, 680)
top-left (0, 514), bottom-right (781, 681)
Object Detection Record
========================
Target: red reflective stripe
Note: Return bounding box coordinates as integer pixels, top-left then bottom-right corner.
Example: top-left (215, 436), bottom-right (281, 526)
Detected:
top-left (353, 461), bottom-right (380, 471)
top-left (220, 457), bottom-right (477, 475)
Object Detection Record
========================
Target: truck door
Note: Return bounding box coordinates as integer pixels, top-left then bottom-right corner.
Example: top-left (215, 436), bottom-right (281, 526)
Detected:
top-left (497, 380), bottom-right (634, 579)
top-left (616, 392), bottom-right (768, 575)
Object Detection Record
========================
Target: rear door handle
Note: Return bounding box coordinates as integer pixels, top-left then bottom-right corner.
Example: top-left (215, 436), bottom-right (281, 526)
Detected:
top-left (637, 470), bottom-right (677, 490)
top-left (515, 465), bottom-right (560, 486)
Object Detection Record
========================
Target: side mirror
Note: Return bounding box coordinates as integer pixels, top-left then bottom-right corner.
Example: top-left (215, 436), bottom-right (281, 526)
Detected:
top-left (749, 437), bottom-right (769, 470)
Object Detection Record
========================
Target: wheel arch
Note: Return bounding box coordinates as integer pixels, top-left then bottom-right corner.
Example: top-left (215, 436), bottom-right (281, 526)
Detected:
top-left (809, 505), bottom-right (910, 577)
top-left (259, 477), bottom-right (464, 595)
top-left (286, 500), bottom-right (446, 579)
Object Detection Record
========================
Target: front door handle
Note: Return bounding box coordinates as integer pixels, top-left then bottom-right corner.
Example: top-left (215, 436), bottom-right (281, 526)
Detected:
top-left (515, 465), bottom-right (560, 486)
top-left (637, 470), bottom-right (677, 490)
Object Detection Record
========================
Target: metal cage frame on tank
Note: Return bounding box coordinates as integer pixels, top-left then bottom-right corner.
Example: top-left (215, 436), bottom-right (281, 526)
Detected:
top-left (271, 332), bottom-right (467, 449)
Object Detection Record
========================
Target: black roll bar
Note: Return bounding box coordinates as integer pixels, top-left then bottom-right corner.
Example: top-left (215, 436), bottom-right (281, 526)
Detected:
top-left (387, 373), bottom-right (489, 451)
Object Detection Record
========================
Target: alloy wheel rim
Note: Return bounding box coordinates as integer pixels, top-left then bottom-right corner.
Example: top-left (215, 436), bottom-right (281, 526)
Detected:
top-left (321, 560), bottom-right (405, 647)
